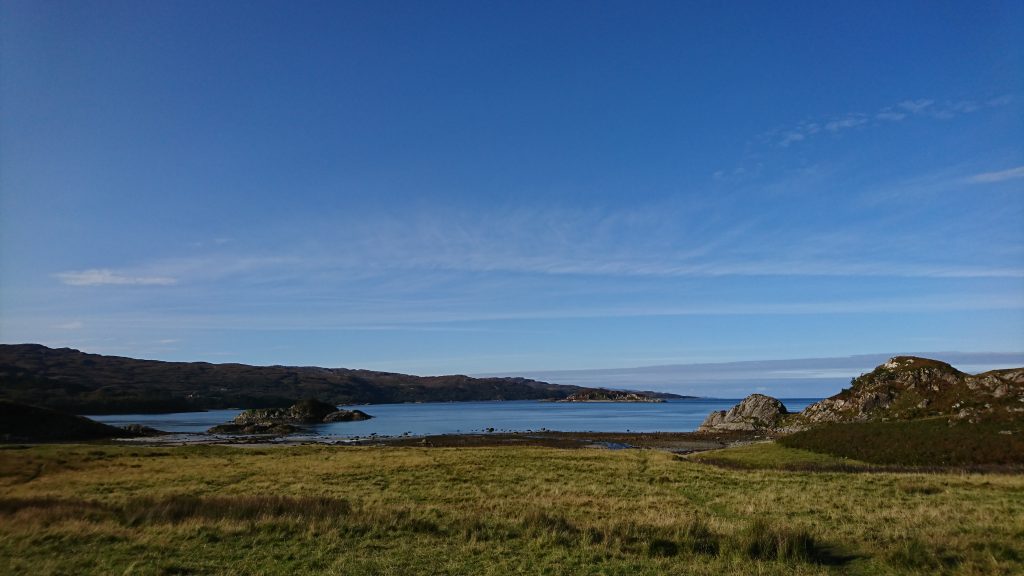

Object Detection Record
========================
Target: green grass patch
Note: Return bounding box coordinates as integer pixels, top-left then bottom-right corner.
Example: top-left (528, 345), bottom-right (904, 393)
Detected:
top-left (1, 443), bottom-right (1022, 574)
top-left (778, 419), bottom-right (1024, 467)
top-left (688, 442), bottom-right (873, 471)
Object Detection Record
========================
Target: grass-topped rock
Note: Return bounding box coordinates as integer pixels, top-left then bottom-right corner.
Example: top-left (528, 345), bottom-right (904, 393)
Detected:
top-left (698, 356), bottom-right (1024, 437)
top-left (208, 399), bottom-right (372, 435)
top-left (799, 355), bottom-right (1024, 425)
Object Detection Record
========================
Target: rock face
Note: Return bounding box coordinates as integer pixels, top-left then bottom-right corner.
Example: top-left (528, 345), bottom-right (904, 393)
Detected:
top-left (697, 394), bottom-right (791, 433)
top-left (799, 356), bottom-right (1024, 425)
top-left (208, 399), bottom-right (374, 435)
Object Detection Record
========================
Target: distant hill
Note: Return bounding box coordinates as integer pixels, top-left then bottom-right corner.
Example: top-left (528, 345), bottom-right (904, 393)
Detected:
top-left (0, 344), bottom-right (659, 414)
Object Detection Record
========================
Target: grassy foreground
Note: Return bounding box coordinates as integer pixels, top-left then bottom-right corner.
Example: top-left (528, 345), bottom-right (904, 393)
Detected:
top-left (2, 443), bottom-right (1023, 575)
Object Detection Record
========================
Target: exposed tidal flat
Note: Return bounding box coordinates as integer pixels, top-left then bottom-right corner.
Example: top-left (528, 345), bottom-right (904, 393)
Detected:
top-left (2, 442), bottom-right (1023, 575)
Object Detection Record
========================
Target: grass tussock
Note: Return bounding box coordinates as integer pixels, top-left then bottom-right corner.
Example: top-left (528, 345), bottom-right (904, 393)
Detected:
top-left (888, 537), bottom-right (962, 571)
top-left (737, 519), bottom-right (820, 562)
top-left (121, 494), bottom-right (352, 525)
top-left (0, 494), bottom-right (352, 526)
top-left (680, 518), bottom-right (720, 556)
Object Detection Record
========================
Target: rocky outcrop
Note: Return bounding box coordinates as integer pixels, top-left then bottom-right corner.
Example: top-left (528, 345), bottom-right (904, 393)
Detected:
top-left (799, 356), bottom-right (1024, 425)
top-left (208, 399), bottom-right (373, 435)
top-left (697, 394), bottom-right (792, 433)
top-left (233, 399), bottom-right (340, 425)
top-left (697, 356), bottom-right (1023, 436)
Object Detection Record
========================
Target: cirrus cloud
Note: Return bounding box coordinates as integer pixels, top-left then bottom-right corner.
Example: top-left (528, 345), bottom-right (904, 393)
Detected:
top-left (56, 269), bottom-right (177, 286)
top-left (969, 166), bottom-right (1024, 184)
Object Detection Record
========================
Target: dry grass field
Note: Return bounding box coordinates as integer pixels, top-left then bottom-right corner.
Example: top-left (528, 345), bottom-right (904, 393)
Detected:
top-left (1, 442), bottom-right (1022, 575)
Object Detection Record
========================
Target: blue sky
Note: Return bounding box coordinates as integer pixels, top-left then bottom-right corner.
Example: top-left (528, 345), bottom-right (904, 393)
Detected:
top-left (2, 1), bottom-right (1022, 394)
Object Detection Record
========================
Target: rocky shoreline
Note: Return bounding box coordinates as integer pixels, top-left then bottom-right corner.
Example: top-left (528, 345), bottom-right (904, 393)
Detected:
top-left (5, 356), bottom-right (1020, 451)
top-left (110, 428), bottom-right (768, 454)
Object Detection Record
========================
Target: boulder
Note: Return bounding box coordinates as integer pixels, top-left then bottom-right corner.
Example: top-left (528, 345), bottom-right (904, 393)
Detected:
top-left (698, 394), bottom-right (790, 433)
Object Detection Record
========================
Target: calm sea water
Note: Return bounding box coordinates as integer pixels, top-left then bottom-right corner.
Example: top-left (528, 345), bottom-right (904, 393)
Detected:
top-left (88, 398), bottom-right (821, 437)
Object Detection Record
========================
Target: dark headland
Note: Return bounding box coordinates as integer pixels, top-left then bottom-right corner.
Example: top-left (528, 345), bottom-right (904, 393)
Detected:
top-left (0, 344), bottom-right (685, 415)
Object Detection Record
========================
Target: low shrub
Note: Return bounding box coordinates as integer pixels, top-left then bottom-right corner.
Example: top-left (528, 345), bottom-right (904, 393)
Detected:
top-left (779, 419), bottom-right (1024, 466)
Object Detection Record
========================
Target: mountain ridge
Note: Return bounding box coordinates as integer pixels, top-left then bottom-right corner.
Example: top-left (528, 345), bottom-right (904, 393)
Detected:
top-left (0, 343), bottom-right (680, 414)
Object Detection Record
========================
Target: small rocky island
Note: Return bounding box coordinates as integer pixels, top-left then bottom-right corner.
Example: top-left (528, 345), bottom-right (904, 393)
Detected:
top-left (555, 389), bottom-right (669, 403)
top-left (208, 399), bottom-right (373, 435)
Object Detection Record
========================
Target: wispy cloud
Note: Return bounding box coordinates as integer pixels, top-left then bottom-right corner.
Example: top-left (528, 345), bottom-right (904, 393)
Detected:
top-left (767, 95), bottom-right (1012, 147)
top-left (969, 166), bottom-right (1024, 184)
top-left (897, 99), bottom-right (934, 114)
top-left (824, 114), bottom-right (868, 132)
top-left (56, 269), bottom-right (177, 286)
top-left (42, 288), bottom-right (1022, 331)
top-left (303, 200), bottom-right (1023, 280)
top-left (778, 132), bottom-right (806, 147)
top-left (491, 352), bottom-right (1024, 396)
top-left (57, 200), bottom-right (1022, 290)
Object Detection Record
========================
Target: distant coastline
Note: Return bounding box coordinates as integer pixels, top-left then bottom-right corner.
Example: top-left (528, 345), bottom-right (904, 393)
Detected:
top-left (0, 344), bottom-right (680, 414)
